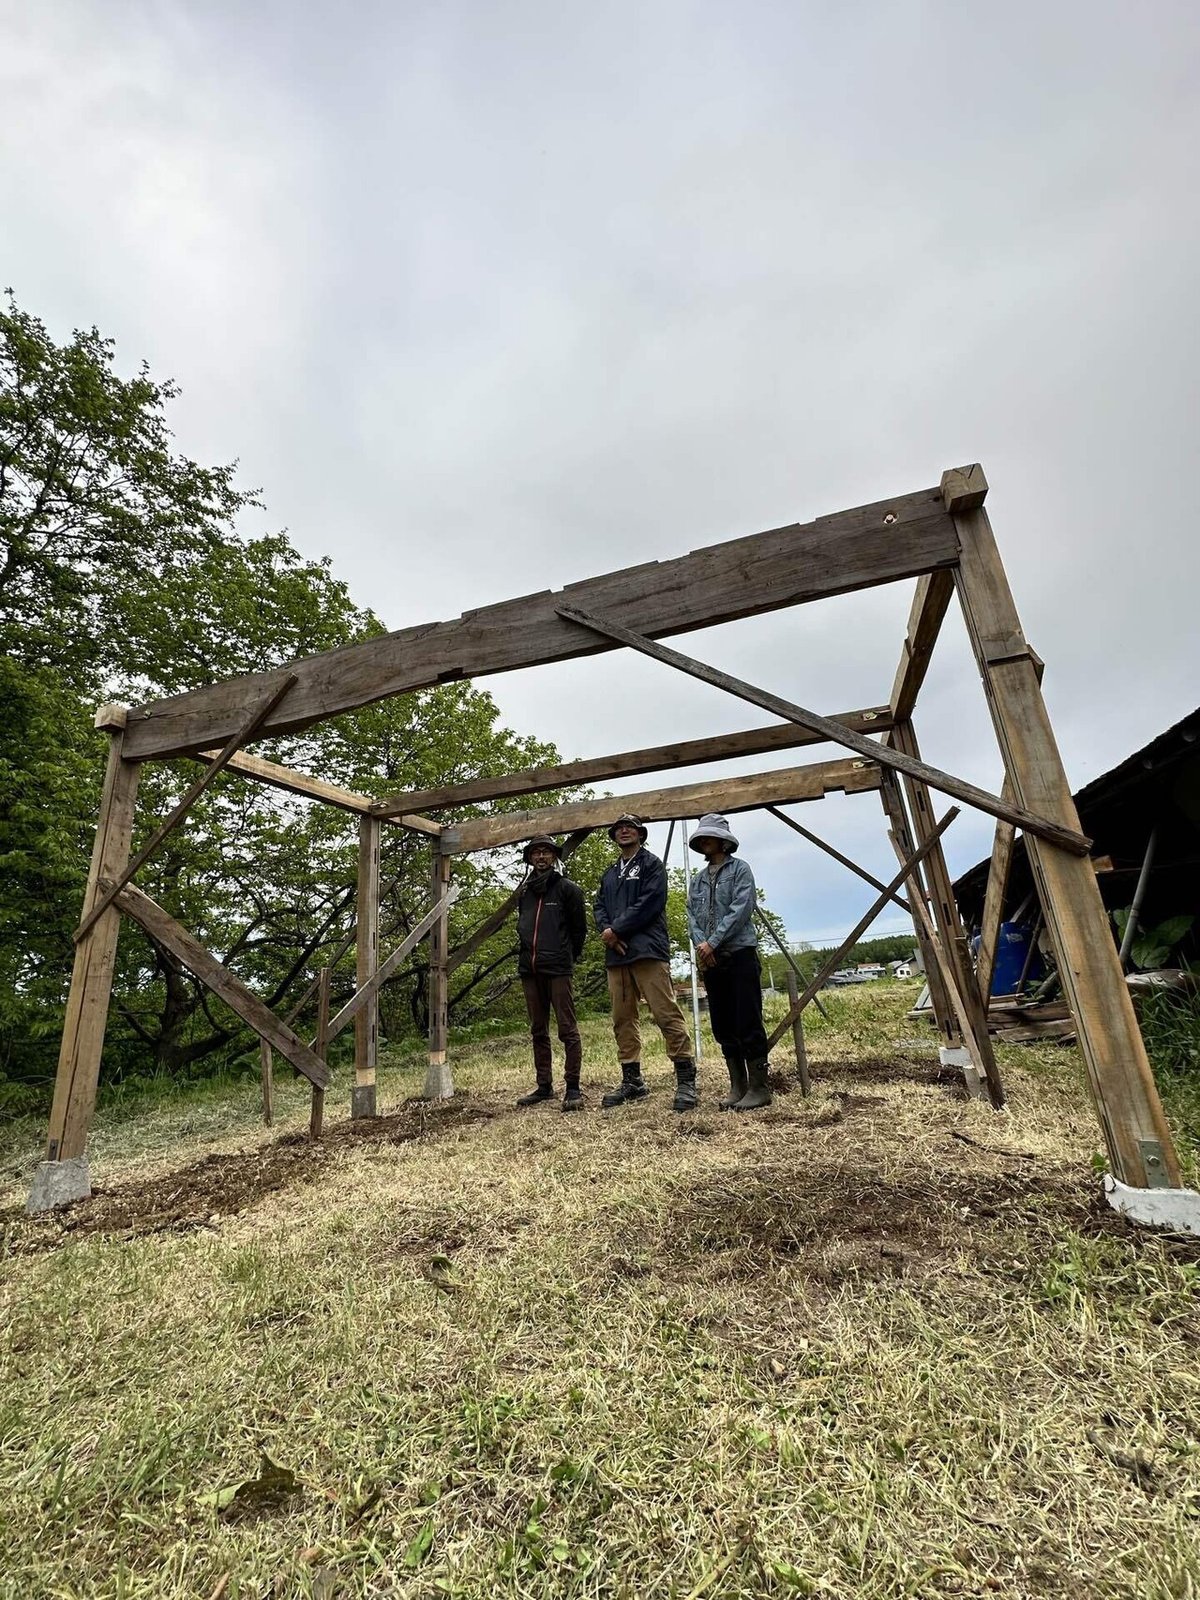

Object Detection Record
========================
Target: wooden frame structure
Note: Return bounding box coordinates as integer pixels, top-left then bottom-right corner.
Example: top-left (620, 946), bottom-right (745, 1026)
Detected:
top-left (28, 464), bottom-right (1187, 1214)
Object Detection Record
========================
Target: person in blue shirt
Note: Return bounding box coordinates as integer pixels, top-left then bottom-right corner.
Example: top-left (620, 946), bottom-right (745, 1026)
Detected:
top-left (687, 813), bottom-right (773, 1111)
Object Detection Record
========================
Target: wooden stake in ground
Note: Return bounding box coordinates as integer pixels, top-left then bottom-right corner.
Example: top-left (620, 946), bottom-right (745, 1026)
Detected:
top-left (260, 1040), bottom-right (274, 1127)
top-left (424, 849), bottom-right (454, 1100)
top-left (311, 967), bottom-right (330, 1140)
top-left (784, 968), bottom-right (811, 1096)
top-left (353, 816), bottom-right (381, 1119)
top-left (947, 468), bottom-right (1182, 1187)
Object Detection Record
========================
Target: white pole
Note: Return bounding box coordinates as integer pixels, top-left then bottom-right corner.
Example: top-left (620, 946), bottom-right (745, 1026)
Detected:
top-left (683, 817), bottom-right (703, 1061)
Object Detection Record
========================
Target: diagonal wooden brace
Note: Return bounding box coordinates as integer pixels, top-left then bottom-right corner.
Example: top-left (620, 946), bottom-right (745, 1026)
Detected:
top-left (75, 674), bottom-right (298, 943)
top-left (766, 804), bottom-right (910, 912)
top-left (324, 885), bottom-right (461, 1043)
top-left (555, 605), bottom-right (1089, 856)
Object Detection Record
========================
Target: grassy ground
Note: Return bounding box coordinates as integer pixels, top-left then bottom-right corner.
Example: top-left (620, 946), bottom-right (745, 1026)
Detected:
top-left (1, 984), bottom-right (1199, 1600)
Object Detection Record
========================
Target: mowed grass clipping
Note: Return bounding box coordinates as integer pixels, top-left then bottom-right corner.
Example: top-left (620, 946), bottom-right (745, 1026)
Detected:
top-left (1, 984), bottom-right (1199, 1600)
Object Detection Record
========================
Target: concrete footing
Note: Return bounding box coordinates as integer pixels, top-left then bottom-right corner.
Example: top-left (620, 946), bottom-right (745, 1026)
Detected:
top-left (350, 1083), bottom-right (377, 1120)
top-left (1103, 1175), bottom-right (1200, 1236)
top-left (940, 1045), bottom-right (987, 1101)
top-left (423, 1061), bottom-right (455, 1100)
top-left (26, 1156), bottom-right (91, 1215)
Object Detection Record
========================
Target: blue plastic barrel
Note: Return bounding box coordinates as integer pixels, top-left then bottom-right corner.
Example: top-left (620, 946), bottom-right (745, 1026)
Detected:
top-left (989, 921), bottom-right (1044, 997)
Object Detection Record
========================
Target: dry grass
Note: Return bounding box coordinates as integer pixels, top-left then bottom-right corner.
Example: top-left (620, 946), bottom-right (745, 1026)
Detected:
top-left (1, 984), bottom-right (1199, 1599)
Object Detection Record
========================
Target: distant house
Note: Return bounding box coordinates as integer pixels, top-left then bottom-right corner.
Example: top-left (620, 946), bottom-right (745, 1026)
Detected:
top-left (890, 959), bottom-right (915, 979)
top-left (855, 963), bottom-right (886, 980)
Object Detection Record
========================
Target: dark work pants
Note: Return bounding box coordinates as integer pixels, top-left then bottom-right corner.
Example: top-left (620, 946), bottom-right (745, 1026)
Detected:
top-left (702, 947), bottom-right (769, 1062)
top-left (521, 973), bottom-right (582, 1087)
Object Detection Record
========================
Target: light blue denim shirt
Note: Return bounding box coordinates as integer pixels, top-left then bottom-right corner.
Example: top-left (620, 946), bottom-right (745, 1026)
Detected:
top-left (687, 856), bottom-right (758, 953)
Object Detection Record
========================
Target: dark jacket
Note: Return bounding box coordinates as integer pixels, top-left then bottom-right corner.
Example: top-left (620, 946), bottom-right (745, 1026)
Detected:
top-left (516, 870), bottom-right (587, 979)
top-left (593, 847), bottom-right (671, 967)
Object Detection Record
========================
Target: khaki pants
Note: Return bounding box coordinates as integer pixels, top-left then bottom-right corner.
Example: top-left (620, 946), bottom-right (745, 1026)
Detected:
top-left (606, 959), bottom-right (692, 1063)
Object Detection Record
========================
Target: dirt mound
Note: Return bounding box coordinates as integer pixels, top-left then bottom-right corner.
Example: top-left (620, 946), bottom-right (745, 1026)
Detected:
top-left (3, 1095), bottom-right (501, 1257)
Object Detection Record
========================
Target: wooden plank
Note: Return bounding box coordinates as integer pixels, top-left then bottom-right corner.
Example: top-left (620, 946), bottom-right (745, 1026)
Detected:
top-left (443, 759), bottom-right (881, 856)
top-left (765, 809), bottom-right (959, 1052)
top-left (371, 708), bottom-right (894, 816)
top-left (75, 674), bottom-right (298, 943)
top-left (45, 733), bottom-right (142, 1162)
top-left (889, 721), bottom-right (1005, 1109)
top-left (877, 770), bottom-right (960, 1047)
top-left (311, 968), bottom-right (330, 1139)
top-left (950, 480), bottom-right (1182, 1187)
top-left (556, 604), bottom-right (1091, 856)
top-left (784, 968), bottom-right (811, 1097)
top-left (260, 1040), bottom-right (274, 1127)
top-left (975, 794), bottom-right (1017, 1001)
top-left (890, 570), bottom-right (955, 721)
top-left (112, 881), bottom-right (330, 1090)
top-left (121, 484), bottom-right (961, 760)
top-left (424, 851), bottom-right (454, 1100)
top-left (766, 804), bottom-right (910, 912)
top-left (193, 748), bottom-right (440, 833)
top-left (326, 886), bottom-right (461, 1041)
top-left (354, 816), bottom-right (381, 1114)
top-left (445, 829), bottom-right (592, 974)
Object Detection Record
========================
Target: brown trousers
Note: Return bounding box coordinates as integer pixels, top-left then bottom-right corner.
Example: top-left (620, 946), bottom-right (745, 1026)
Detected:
top-left (606, 959), bottom-right (692, 1063)
top-left (521, 974), bottom-right (582, 1087)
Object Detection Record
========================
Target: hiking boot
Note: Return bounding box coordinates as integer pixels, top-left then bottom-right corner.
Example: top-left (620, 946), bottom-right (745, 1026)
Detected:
top-left (562, 1085), bottom-right (585, 1113)
top-left (734, 1057), bottom-right (773, 1112)
top-left (516, 1084), bottom-right (554, 1107)
top-left (602, 1062), bottom-right (648, 1108)
top-left (671, 1057), bottom-right (698, 1113)
top-left (719, 1055), bottom-right (747, 1111)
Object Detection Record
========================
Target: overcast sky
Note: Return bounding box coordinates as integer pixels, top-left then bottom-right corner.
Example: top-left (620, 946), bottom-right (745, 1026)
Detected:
top-left (5, 1), bottom-right (1199, 943)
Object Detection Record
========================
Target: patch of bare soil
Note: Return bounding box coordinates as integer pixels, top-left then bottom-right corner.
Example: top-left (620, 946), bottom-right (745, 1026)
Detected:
top-left (2, 1096), bottom-right (502, 1257)
top-left (812, 1054), bottom-right (966, 1090)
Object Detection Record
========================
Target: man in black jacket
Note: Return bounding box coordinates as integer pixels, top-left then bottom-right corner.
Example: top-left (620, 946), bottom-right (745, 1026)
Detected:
top-left (515, 834), bottom-right (588, 1111)
top-left (593, 814), bottom-right (697, 1112)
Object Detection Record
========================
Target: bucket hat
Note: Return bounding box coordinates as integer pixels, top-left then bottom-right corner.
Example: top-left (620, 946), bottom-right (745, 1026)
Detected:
top-left (608, 812), bottom-right (649, 843)
top-left (522, 833), bottom-right (564, 865)
top-left (688, 813), bottom-right (739, 853)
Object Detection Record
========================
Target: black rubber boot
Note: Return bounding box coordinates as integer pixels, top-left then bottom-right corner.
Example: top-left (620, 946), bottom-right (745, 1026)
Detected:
top-left (671, 1057), bottom-right (698, 1113)
top-left (516, 1084), bottom-right (554, 1107)
top-left (719, 1055), bottom-right (747, 1111)
top-left (562, 1085), bottom-right (585, 1113)
top-left (602, 1062), bottom-right (648, 1108)
top-left (734, 1057), bottom-right (773, 1112)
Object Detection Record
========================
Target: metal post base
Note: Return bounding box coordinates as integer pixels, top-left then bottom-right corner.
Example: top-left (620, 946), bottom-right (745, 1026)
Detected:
top-left (1104, 1175), bottom-right (1200, 1236)
top-left (350, 1083), bottom-right (377, 1120)
top-left (940, 1045), bottom-right (987, 1102)
top-left (26, 1156), bottom-right (91, 1215)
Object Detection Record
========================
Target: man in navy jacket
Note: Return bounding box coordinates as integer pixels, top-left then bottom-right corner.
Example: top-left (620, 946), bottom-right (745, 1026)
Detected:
top-left (593, 813), bottom-right (696, 1111)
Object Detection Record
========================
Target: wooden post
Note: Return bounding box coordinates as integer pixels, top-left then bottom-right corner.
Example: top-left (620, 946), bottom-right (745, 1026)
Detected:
top-left (975, 798), bottom-right (1017, 1000)
top-left (29, 711), bottom-right (141, 1212)
top-left (352, 816), bottom-right (381, 1119)
top-left (424, 848), bottom-right (454, 1100)
top-left (311, 967), bottom-right (330, 1140)
top-left (877, 771), bottom-right (960, 1052)
top-left (260, 1040), bottom-right (274, 1127)
top-left (888, 721), bottom-right (1005, 1108)
top-left (947, 467), bottom-right (1181, 1186)
top-left (784, 969), bottom-right (811, 1096)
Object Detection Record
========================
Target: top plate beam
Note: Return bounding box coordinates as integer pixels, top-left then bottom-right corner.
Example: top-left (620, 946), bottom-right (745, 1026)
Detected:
top-left (121, 483), bottom-right (959, 761)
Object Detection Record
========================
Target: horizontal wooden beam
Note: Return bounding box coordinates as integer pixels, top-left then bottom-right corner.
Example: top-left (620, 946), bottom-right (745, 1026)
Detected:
top-left (111, 880), bottom-right (330, 1089)
top-left (120, 483), bottom-right (960, 760)
top-left (194, 748), bottom-right (441, 834)
top-left (557, 604), bottom-right (1091, 856)
top-left (442, 758), bottom-right (881, 855)
top-left (890, 569), bottom-right (955, 721)
top-left (370, 707), bottom-right (894, 816)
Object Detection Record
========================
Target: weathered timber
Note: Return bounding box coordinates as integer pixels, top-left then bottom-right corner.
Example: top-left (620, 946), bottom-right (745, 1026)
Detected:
top-left (556, 605), bottom-right (1091, 856)
top-left (311, 968), bottom-right (330, 1139)
top-left (975, 793), bottom-right (1017, 1001)
top-left (44, 733), bottom-right (141, 1162)
top-left (765, 804), bottom-right (910, 912)
top-left (354, 816), bottom-right (381, 1116)
top-left (446, 829), bottom-right (593, 973)
top-left (877, 770), bottom-right (959, 1046)
top-left (112, 881), bottom-right (330, 1090)
top-left (193, 748), bottom-right (440, 832)
top-left (325, 886), bottom-right (462, 1041)
top-left (784, 968), bottom-right (811, 1096)
top-left (121, 486), bottom-right (960, 760)
top-left (442, 760), bottom-right (881, 855)
top-left (890, 570), bottom-right (956, 721)
top-left (371, 709), bottom-right (894, 816)
top-left (753, 911), bottom-right (831, 1025)
top-left (260, 1039), bottom-right (274, 1127)
top-left (424, 851), bottom-right (454, 1100)
top-left (889, 721), bottom-right (1005, 1109)
top-left (74, 674), bottom-right (298, 943)
top-left (765, 809), bottom-right (959, 1052)
top-left (950, 477), bottom-right (1181, 1187)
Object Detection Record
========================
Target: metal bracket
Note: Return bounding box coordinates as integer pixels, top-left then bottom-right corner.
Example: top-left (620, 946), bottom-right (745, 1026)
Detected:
top-left (1138, 1139), bottom-right (1170, 1189)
